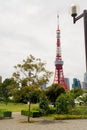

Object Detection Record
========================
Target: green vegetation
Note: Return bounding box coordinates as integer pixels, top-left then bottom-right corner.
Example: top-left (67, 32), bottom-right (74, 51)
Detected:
top-left (1, 55), bottom-right (87, 120)
top-left (69, 106), bottom-right (87, 115)
top-left (0, 54), bottom-right (52, 104)
top-left (0, 109), bottom-right (12, 119)
top-left (39, 96), bottom-right (49, 115)
top-left (1, 102), bottom-right (87, 120)
top-left (46, 84), bottom-right (65, 106)
top-left (21, 110), bottom-right (41, 118)
top-left (54, 114), bottom-right (87, 120)
top-left (0, 102), bottom-right (38, 112)
top-left (56, 92), bottom-right (75, 114)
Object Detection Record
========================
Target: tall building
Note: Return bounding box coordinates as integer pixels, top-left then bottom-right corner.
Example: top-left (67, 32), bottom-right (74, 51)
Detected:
top-left (82, 82), bottom-right (87, 90)
top-left (81, 72), bottom-right (87, 90)
top-left (53, 15), bottom-right (69, 91)
top-left (84, 72), bottom-right (87, 83)
top-left (72, 78), bottom-right (81, 89)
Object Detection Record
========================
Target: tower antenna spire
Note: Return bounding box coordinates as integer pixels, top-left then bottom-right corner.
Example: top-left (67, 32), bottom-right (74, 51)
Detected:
top-left (53, 15), bottom-right (69, 91)
top-left (57, 14), bottom-right (60, 30)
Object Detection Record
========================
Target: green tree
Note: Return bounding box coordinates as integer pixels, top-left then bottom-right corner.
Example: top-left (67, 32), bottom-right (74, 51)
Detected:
top-left (0, 83), bottom-right (3, 101)
top-left (12, 54), bottom-right (52, 88)
top-left (46, 84), bottom-right (65, 106)
top-left (0, 78), bottom-right (19, 104)
top-left (70, 88), bottom-right (83, 99)
top-left (19, 85), bottom-right (42, 103)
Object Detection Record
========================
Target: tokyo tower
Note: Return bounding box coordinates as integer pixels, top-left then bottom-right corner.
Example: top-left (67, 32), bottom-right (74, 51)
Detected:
top-left (53, 15), bottom-right (69, 91)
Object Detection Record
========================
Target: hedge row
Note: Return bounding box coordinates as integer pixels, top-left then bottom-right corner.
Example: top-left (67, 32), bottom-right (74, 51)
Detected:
top-left (54, 114), bottom-right (87, 120)
top-left (21, 110), bottom-right (41, 118)
top-left (21, 108), bottom-right (56, 118)
top-left (0, 109), bottom-right (12, 119)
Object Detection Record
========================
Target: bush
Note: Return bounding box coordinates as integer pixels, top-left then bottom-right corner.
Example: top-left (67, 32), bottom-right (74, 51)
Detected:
top-left (56, 93), bottom-right (74, 114)
top-left (69, 106), bottom-right (87, 115)
top-left (3, 111), bottom-right (12, 118)
top-left (21, 110), bottom-right (41, 117)
top-left (39, 96), bottom-right (49, 116)
top-left (46, 84), bottom-right (65, 106)
top-left (31, 111), bottom-right (41, 117)
top-left (0, 109), bottom-right (12, 119)
top-left (21, 110), bottom-right (31, 116)
top-left (48, 107), bottom-right (56, 114)
top-left (56, 94), bottom-right (69, 114)
top-left (54, 114), bottom-right (87, 120)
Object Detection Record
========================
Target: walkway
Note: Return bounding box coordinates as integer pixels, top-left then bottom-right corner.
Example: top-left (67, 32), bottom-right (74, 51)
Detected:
top-left (0, 112), bottom-right (87, 130)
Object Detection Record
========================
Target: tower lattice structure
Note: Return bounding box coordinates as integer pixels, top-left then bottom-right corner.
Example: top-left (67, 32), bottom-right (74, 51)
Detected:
top-left (53, 16), bottom-right (69, 91)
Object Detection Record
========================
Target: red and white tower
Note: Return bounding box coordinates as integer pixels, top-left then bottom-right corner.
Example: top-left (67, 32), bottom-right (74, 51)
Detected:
top-left (53, 15), bottom-right (69, 91)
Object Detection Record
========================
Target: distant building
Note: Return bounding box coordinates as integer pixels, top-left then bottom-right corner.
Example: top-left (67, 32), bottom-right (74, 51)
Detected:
top-left (65, 78), bottom-right (70, 89)
top-left (82, 82), bottom-right (87, 90)
top-left (72, 78), bottom-right (81, 89)
top-left (84, 72), bottom-right (87, 83)
top-left (82, 72), bottom-right (87, 90)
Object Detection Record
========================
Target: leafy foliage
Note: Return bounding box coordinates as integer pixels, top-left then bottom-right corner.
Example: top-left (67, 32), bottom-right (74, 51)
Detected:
top-left (56, 92), bottom-right (75, 114)
top-left (19, 85), bottom-right (42, 103)
top-left (46, 84), bottom-right (65, 106)
top-left (0, 78), bottom-right (19, 104)
top-left (39, 96), bottom-right (49, 115)
top-left (12, 54), bottom-right (53, 87)
top-left (70, 88), bottom-right (83, 99)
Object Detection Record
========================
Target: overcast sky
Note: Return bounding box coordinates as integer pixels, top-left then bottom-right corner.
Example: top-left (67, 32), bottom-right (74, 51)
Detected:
top-left (0, 0), bottom-right (87, 86)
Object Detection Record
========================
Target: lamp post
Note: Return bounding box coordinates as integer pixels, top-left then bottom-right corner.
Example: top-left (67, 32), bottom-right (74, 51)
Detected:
top-left (28, 100), bottom-right (31, 122)
top-left (28, 70), bottom-right (31, 122)
top-left (71, 5), bottom-right (87, 72)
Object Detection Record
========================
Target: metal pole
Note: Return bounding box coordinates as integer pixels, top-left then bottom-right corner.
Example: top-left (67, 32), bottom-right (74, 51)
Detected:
top-left (28, 101), bottom-right (31, 122)
top-left (83, 10), bottom-right (87, 72)
top-left (72, 9), bottom-right (87, 72)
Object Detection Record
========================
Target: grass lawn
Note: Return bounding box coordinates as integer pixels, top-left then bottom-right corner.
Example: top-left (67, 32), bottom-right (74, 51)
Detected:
top-left (1, 103), bottom-right (87, 119)
top-left (0, 102), bottom-right (38, 112)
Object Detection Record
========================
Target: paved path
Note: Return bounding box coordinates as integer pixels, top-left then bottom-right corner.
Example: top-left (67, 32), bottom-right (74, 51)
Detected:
top-left (0, 112), bottom-right (87, 130)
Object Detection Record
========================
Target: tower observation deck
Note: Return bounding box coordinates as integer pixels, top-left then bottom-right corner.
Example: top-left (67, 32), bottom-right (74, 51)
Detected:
top-left (53, 15), bottom-right (69, 91)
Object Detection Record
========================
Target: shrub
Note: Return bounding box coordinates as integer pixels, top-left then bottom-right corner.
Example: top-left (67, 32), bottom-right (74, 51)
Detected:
top-left (39, 96), bottom-right (49, 116)
top-left (0, 109), bottom-right (12, 118)
top-left (56, 94), bottom-right (69, 114)
top-left (48, 107), bottom-right (56, 114)
top-left (69, 106), bottom-right (87, 115)
top-left (21, 110), bottom-right (41, 117)
top-left (54, 114), bottom-right (87, 120)
top-left (46, 84), bottom-right (65, 106)
top-left (31, 111), bottom-right (41, 117)
top-left (3, 111), bottom-right (12, 118)
top-left (56, 93), bottom-right (74, 114)
top-left (21, 110), bottom-right (31, 116)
